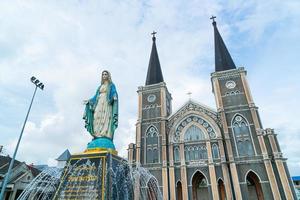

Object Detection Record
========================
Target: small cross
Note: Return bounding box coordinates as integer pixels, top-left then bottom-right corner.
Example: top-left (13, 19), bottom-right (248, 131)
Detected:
top-left (151, 31), bottom-right (157, 38)
top-left (210, 15), bottom-right (216, 22)
top-left (187, 92), bottom-right (192, 100)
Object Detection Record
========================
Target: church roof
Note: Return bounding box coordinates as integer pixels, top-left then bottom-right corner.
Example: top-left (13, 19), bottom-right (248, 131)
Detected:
top-left (0, 155), bottom-right (41, 182)
top-left (145, 32), bottom-right (164, 85)
top-left (56, 149), bottom-right (71, 161)
top-left (212, 18), bottom-right (236, 72)
top-left (168, 100), bottom-right (218, 123)
top-left (0, 155), bottom-right (22, 175)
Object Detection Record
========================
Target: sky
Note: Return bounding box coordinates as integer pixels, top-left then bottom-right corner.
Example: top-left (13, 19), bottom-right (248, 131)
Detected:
top-left (0, 1), bottom-right (300, 175)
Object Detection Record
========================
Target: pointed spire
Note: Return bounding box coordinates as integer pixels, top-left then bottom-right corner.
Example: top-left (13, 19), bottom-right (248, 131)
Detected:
top-left (145, 31), bottom-right (164, 85)
top-left (211, 16), bottom-right (236, 72)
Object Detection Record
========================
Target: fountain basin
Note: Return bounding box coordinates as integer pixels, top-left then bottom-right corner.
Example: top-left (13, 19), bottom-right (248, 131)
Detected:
top-left (53, 149), bottom-right (132, 200)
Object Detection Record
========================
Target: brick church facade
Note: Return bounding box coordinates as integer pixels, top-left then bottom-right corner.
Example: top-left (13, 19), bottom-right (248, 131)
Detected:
top-left (128, 19), bottom-right (296, 200)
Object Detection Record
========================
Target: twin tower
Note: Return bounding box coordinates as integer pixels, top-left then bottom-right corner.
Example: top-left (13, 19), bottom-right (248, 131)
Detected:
top-left (128, 19), bottom-right (296, 200)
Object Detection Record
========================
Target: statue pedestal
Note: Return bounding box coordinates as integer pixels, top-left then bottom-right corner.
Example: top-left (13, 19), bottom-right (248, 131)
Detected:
top-left (87, 137), bottom-right (116, 150)
top-left (53, 149), bottom-right (133, 200)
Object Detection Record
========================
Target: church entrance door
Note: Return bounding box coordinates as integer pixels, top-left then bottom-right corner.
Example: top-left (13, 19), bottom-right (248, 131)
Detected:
top-left (176, 181), bottom-right (183, 200)
top-left (218, 179), bottom-right (226, 200)
top-left (192, 171), bottom-right (209, 200)
top-left (246, 171), bottom-right (264, 200)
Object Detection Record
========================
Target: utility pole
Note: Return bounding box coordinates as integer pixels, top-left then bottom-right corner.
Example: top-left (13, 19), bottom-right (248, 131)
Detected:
top-left (0, 77), bottom-right (44, 200)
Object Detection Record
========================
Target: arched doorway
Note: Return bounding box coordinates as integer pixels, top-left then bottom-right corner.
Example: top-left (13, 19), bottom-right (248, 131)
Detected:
top-left (176, 181), bottom-right (183, 200)
top-left (246, 171), bottom-right (264, 200)
top-left (192, 171), bottom-right (209, 200)
top-left (218, 179), bottom-right (226, 200)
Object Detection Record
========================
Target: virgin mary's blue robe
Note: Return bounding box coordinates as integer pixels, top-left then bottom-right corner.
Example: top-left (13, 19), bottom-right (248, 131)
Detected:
top-left (83, 82), bottom-right (118, 140)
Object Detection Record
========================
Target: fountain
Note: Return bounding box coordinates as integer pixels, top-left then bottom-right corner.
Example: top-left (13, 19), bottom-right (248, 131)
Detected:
top-left (17, 70), bottom-right (162, 200)
top-left (17, 167), bottom-right (62, 200)
top-left (17, 160), bottom-right (162, 200)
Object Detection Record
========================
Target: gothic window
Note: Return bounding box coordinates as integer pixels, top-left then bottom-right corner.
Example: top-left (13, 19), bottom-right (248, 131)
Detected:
top-left (185, 145), bottom-right (208, 161)
top-left (146, 127), bottom-right (158, 144)
top-left (225, 90), bottom-right (240, 96)
top-left (245, 140), bottom-right (253, 155)
top-left (232, 115), bottom-right (255, 156)
top-left (197, 147), bottom-right (201, 159)
top-left (212, 144), bottom-right (220, 159)
top-left (185, 147), bottom-right (190, 161)
top-left (194, 147), bottom-right (199, 160)
top-left (199, 146), bottom-right (207, 159)
top-left (146, 126), bottom-right (159, 163)
top-left (146, 148), bottom-right (153, 163)
top-left (153, 148), bottom-right (158, 163)
top-left (189, 147), bottom-right (195, 160)
top-left (237, 141), bottom-right (244, 155)
top-left (174, 147), bottom-right (180, 162)
top-left (184, 125), bottom-right (205, 142)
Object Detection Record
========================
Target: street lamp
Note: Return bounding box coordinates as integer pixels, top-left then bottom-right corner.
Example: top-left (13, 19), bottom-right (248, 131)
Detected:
top-left (0, 76), bottom-right (44, 200)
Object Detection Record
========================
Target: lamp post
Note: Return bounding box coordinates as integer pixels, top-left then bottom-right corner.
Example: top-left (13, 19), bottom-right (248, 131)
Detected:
top-left (0, 77), bottom-right (44, 200)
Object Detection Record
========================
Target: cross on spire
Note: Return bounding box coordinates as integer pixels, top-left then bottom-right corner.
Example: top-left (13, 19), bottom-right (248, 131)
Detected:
top-left (151, 31), bottom-right (157, 37)
top-left (210, 15), bottom-right (216, 22)
top-left (151, 31), bottom-right (157, 41)
top-left (187, 91), bottom-right (192, 100)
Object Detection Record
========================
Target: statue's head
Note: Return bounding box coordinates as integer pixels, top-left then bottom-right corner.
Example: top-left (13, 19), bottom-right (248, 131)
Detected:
top-left (101, 70), bottom-right (112, 84)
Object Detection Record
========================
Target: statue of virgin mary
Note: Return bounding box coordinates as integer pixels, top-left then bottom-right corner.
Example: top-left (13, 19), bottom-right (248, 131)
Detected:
top-left (83, 70), bottom-right (118, 150)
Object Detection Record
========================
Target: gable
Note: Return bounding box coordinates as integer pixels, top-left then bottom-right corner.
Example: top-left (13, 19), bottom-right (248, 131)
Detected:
top-left (8, 163), bottom-right (29, 184)
top-left (167, 101), bottom-right (221, 143)
top-left (168, 101), bottom-right (219, 128)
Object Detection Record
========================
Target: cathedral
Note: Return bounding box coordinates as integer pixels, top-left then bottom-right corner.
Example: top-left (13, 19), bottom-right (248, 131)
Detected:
top-left (128, 19), bottom-right (297, 200)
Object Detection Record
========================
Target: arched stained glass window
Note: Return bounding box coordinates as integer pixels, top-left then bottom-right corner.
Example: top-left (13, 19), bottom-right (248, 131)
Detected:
top-left (174, 147), bottom-right (180, 162)
top-left (212, 144), bottom-right (220, 159)
top-left (232, 115), bottom-right (254, 156)
top-left (146, 126), bottom-right (159, 163)
top-left (184, 125), bottom-right (205, 142)
top-left (146, 126), bottom-right (158, 145)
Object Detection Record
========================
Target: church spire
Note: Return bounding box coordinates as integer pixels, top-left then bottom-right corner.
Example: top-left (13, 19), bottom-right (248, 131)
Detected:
top-left (211, 16), bottom-right (236, 72)
top-left (145, 31), bottom-right (164, 85)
